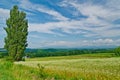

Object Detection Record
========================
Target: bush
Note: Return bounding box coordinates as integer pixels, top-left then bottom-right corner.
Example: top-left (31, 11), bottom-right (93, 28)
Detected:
top-left (37, 64), bottom-right (46, 79)
top-left (0, 54), bottom-right (3, 58)
top-left (114, 47), bottom-right (120, 56)
top-left (22, 57), bottom-right (25, 61)
top-left (0, 52), bottom-right (8, 58)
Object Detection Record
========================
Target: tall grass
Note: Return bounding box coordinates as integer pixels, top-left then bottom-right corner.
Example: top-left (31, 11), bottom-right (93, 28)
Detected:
top-left (15, 54), bottom-right (120, 80)
top-left (1, 53), bottom-right (120, 80)
top-left (0, 61), bottom-right (48, 80)
top-left (0, 61), bottom-right (63, 80)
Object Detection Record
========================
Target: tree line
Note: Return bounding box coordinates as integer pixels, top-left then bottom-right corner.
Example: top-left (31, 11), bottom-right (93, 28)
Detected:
top-left (25, 48), bottom-right (115, 58)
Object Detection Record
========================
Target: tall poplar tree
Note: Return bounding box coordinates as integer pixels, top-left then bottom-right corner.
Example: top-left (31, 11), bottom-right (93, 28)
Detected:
top-left (4, 5), bottom-right (28, 61)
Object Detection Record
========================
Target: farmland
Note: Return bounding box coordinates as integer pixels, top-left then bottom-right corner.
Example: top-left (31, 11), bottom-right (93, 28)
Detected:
top-left (0, 53), bottom-right (120, 80)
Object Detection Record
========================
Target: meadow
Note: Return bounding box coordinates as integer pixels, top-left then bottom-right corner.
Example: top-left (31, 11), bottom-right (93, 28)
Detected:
top-left (0, 53), bottom-right (120, 80)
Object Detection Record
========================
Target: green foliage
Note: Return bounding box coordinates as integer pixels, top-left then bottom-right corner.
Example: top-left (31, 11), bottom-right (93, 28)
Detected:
top-left (0, 61), bottom-right (39, 80)
top-left (22, 57), bottom-right (25, 61)
top-left (37, 64), bottom-right (46, 79)
top-left (0, 52), bottom-right (8, 58)
top-left (26, 48), bottom-right (114, 58)
top-left (114, 46), bottom-right (120, 56)
top-left (0, 61), bottom-right (55, 80)
top-left (0, 52), bottom-right (3, 58)
top-left (4, 5), bottom-right (28, 61)
top-left (0, 61), bottom-right (15, 80)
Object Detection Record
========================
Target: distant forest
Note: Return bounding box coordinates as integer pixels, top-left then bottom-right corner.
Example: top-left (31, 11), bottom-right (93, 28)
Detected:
top-left (0, 48), bottom-right (114, 58)
top-left (25, 48), bottom-right (114, 58)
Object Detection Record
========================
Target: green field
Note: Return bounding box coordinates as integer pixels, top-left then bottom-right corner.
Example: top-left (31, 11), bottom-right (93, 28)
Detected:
top-left (0, 53), bottom-right (120, 80)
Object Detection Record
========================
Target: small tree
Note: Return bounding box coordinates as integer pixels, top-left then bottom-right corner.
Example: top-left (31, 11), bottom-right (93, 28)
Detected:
top-left (114, 46), bottom-right (120, 56)
top-left (4, 5), bottom-right (28, 61)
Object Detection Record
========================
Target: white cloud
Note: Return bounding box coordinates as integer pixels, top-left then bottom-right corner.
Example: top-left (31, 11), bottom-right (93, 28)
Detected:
top-left (0, 8), bottom-right (9, 24)
top-left (29, 20), bottom-right (78, 33)
top-left (0, 8), bottom-right (9, 17)
top-left (28, 18), bottom-right (119, 38)
top-left (61, 0), bottom-right (120, 22)
top-left (37, 8), bottom-right (68, 21)
top-left (92, 39), bottom-right (113, 44)
top-left (106, 0), bottom-right (120, 10)
top-left (17, 0), bottom-right (120, 38)
top-left (18, 0), bottom-right (68, 21)
top-left (28, 0), bottom-right (120, 38)
top-left (41, 38), bottom-right (120, 48)
top-left (0, 40), bottom-right (4, 48)
top-left (0, 8), bottom-right (9, 46)
top-left (17, 0), bottom-right (36, 10)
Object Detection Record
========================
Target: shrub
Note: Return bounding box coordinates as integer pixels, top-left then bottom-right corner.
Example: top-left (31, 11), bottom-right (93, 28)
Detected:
top-left (114, 47), bottom-right (120, 56)
top-left (0, 54), bottom-right (3, 58)
top-left (37, 64), bottom-right (46, 79)
top-left (22, 57), bottom-right (25, 61)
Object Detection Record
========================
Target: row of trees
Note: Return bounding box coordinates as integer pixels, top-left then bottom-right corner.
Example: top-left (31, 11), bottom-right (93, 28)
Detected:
top-left (0, 47), bottom-right (120, 58)
top-left (25, 48), bottom-right (115, 58)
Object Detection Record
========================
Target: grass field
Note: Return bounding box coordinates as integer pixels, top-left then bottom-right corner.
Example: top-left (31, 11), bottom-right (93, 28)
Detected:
top-left (0, 53), bottom-right (120, 80)
top-left (0, 61), bottom-right (41, 80)
top-left (15, 53), bottom-right (120, 80)
top-left (26, 53), bottom-right (114, 61)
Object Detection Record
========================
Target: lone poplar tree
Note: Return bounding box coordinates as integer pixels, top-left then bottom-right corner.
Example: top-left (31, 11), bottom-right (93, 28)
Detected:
top-left (4, 5), bottom-right (28, 61)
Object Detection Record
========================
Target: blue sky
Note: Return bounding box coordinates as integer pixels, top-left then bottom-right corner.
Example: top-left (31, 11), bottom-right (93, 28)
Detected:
top-left (0, 0), bottom-right (120, 48)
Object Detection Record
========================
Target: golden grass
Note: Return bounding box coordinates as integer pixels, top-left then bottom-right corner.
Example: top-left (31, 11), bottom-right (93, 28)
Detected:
top-left (15, 56), bottom-right (120, 80)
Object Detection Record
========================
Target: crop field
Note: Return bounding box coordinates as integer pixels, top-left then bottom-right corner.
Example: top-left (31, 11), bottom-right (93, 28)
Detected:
top-left (14, 53), bottom-right (120, 80)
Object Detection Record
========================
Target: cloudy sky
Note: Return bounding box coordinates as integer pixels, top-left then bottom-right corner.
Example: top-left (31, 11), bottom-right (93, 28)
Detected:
top-left (0, 0), bottom-right (120, 48)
